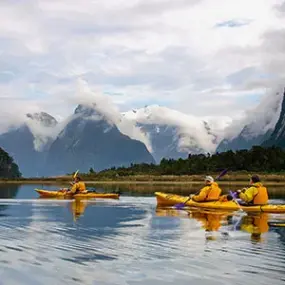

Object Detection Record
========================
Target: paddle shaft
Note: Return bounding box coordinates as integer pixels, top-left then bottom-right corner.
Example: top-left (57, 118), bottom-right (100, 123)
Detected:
top-left (229, 191), bottom-right (245, 213)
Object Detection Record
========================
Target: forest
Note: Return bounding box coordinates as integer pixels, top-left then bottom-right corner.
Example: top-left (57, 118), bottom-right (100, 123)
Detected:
top-left (83, 146), bottom-right (285, 178)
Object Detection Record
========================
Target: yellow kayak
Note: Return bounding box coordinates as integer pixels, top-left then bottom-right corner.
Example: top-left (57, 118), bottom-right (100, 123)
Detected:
top-left (35, 189), bottom-right (120, 199)
top-left (155, 192), bottom-right (285, 213)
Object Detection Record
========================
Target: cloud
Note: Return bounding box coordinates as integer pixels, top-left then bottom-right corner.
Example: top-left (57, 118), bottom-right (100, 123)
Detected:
top-left (215, 19), bottom-right (253, 28)
top-left (68, 79), bottom-right (153, 152)
top-left (221, 87), bottom-right (284, 140)
top-left (123, 105), bottom-right (222, 153)
top-left (0, 0), bottom-right (283, 140)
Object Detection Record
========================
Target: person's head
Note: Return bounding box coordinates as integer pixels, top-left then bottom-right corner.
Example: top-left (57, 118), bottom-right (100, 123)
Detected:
top-left (74, 176), bottom-right (81, 183)
top-left (205, 175), bottom-right (214, 185)
top-left (250, 174), bottom-right (260, 184)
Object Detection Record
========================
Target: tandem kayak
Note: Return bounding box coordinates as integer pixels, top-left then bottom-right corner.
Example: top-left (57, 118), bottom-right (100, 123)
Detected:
top-left (35, 189), bottom-right (120, 199)
top-left (155, 192), bottom-right (285, 213)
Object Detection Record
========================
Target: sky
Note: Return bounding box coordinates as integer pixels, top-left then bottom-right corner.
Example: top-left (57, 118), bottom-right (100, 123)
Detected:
top-left (0, 0), bottom-right (285, 125)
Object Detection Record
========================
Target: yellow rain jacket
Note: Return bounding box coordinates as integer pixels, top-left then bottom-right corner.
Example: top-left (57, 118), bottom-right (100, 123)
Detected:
top-left (192, 182), bottom-right (222, 202)
top-left (70, 181), bottom-right (86, 194)
top-left (239, 182), bottom-right (268, 205)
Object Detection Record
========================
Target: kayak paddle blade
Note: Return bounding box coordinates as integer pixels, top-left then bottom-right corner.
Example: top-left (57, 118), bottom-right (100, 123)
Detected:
top-left (174, 203), bottom-right (186, 209)
top-left (174, 197), bottom-right (191, 209)
top-left (73, 170), bottom-right (79, 178)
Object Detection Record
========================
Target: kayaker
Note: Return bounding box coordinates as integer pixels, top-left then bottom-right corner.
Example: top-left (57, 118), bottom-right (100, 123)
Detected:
top-left (190, 176), bottom-right (222, 202)
top-left (67, 176), bottom-right (87, 194)
top-left (235, 174), bottom-right (268, 205)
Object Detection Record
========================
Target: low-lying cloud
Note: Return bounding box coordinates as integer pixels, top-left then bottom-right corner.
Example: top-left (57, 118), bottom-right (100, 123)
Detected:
top-left (0, 0), bottom-right (284, 154)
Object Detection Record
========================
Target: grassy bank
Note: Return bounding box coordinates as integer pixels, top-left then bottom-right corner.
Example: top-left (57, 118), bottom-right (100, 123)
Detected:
top-left (3, 172), bottom-right (285, 184)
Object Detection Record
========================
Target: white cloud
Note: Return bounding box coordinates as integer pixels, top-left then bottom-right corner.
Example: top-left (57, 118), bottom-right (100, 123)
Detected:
top-left (221, 86), bottom-right (284, 140)
top-left (0, 0), bottom-right (283, 145)
top-left (123, 105), bottom-right (221, 153)
top-left (63, 79), bottom-right (153, 152)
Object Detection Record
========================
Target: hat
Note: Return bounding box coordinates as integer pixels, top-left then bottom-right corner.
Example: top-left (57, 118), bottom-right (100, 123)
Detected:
top-left (205, 176), bottom-right (214, 183)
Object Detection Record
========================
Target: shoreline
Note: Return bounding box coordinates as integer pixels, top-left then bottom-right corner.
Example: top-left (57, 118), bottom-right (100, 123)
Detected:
top-left (2, 179), bottom-right (285, 186)
top-left (2, 172), bottom-right (285, 185)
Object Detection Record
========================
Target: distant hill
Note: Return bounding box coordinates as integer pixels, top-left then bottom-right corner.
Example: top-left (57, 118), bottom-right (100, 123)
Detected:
top-left (0, 147), bottom-right (21, 178)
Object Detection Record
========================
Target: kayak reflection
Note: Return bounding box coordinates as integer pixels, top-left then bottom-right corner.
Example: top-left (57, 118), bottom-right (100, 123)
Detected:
top-left (70, 199), bottom-right (89, 221)
top-left (155, 207), bottom-right (270, 242)
top-left (156, 207), bottom-right (229, 232)
top-left (237, 213), bottom-right (269, 242)
top-left (187, 210), bottom-right (228, 232)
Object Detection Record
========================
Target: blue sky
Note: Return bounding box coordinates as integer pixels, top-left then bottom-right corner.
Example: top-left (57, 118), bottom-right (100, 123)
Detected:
top-left (0, 0), bottom-right (284, 125)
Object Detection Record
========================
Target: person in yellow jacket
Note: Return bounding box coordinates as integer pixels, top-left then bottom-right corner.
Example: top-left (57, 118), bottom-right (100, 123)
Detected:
top-left (68, 176), bottom-right (87, 194)
top-left (236, 175), bottom-right (268, 205)
top-left (190, 176), bottom-right (222, 202)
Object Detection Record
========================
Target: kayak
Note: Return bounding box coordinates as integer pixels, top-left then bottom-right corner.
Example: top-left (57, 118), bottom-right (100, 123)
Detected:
top-left (35, 189), bottom-right (120, 199)
top-left (155, 192), bottom-right (285, 213)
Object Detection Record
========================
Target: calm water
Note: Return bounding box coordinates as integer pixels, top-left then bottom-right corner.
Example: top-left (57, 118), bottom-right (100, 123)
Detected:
top-left (0, 184), bottom-right (284, 284)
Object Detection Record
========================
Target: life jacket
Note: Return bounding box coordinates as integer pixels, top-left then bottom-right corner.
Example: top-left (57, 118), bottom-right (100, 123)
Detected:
top-left (253, 182), bottom-right (268, 205)
top-left (205, 182), bottom-right (222, 201)
top-left (74, 181), bottom-right (86, 193)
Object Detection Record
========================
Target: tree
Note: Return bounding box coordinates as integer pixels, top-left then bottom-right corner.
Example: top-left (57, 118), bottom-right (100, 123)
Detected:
top-left (89, 167), bottom-right (95, 174)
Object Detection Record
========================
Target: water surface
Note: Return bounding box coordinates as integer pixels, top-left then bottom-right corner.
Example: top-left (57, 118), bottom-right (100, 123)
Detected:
top-left (0, 184), bottom-right (284, 284)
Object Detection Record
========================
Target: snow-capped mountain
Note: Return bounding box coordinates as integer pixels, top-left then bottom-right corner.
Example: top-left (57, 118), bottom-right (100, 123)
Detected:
top-left (122, 105), bottom-right (223, 162)
top-left (0, 112), bottom-right (58, 177)
top-left (216, 89), bottom-right (284, 152)
top-left (44, 104), bottom-right (155, 176)
top-left (1, 84), bottom-right (283, 177)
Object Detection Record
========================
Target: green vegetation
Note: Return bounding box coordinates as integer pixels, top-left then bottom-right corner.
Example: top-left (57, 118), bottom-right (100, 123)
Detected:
top-left (4, 145), bottom-right (285, 184)
top-left (81, 146), bottom-right (285, 178)
top-left (0, 147), bottom-right (21, 178)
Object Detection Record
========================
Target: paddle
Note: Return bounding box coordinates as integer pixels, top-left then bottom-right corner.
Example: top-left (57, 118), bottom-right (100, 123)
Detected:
top-left (73, 169), bottom-right (79, 179)
top-left (229, 190), bottom-right (245, 214)
top-left (174, 168), bottom-right (228, 209)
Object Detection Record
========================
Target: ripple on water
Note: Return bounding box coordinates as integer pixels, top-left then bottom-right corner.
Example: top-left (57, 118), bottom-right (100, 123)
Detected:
top-left (0, 197), bottom-right (284, 284)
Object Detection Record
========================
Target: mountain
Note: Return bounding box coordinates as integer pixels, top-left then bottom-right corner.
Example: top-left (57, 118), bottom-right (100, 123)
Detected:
top-left (45, 104), bottom-right (155, 176)
top-left (0, 112), bottom-right (58, 177)
top-left (262, 88), bottom-right (285, 148)
top-left (122, 105), bottom-right (221, 162)
top-left (216, 89), bottom-right (284, 152)
top-left (0, 147), bottom-right (21, 178)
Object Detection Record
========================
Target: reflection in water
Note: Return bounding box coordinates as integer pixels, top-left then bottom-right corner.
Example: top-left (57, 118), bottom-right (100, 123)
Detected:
top-left (90, 181), bottom-right (285, 194)
top-left (238, 213), bottom-right (269, 242)
top-left (70, 199), bottom-right (92, 221)
top-left (0, 184), bottom-right (19, 198)
top-left (0, 184), bottom-right (20, 217)
top-left (156, 207), bottom-right (272, 243)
